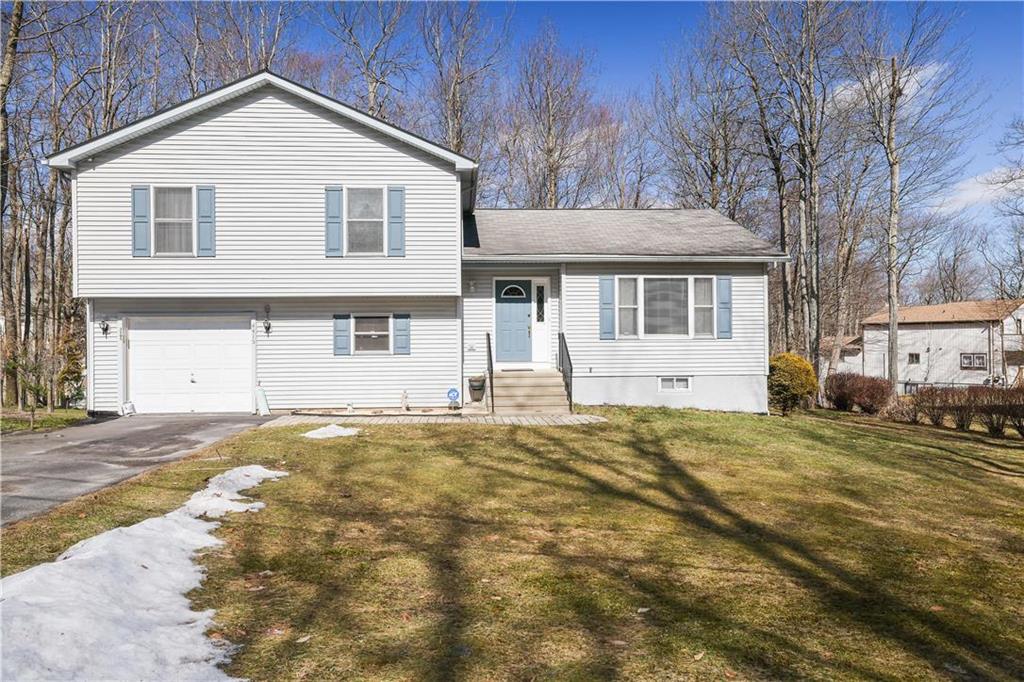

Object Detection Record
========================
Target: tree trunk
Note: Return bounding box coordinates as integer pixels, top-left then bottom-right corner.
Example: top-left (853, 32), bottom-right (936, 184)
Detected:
top-left (886, 155), bottom-right (901, 393)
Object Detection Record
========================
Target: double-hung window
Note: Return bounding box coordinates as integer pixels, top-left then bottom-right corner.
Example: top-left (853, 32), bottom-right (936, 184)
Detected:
top-left (617, 278), bottom-right (639, 336)
top-left (153, 187), bottom-right (194, 255)
top-left (693, 277), bottom-right (714, 336)
top-left (346, 187), bottom-right (385, 255)
top-left (353, 315), bottom-right (391, 353)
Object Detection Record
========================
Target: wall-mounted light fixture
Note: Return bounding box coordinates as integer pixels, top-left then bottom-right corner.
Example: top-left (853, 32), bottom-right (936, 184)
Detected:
top-left (99, 320), bottom-right (110, 336)
top-left (263, 305), bottom-right (272, 334)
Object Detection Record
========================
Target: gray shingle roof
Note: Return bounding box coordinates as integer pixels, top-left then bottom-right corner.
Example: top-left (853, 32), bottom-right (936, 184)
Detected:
top-left (463, 209), bottom-right (785, 260)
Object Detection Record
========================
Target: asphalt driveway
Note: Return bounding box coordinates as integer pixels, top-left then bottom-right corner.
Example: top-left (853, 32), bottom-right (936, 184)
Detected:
top-left (1, 414), bottom-right (267, 525)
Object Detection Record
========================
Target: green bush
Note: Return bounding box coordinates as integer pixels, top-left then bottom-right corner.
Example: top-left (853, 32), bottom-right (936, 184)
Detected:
top-left (768, 353), bottom-right (817, 415)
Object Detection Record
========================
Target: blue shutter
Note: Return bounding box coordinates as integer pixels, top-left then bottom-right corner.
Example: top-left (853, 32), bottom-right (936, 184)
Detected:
top-left (717, 275), bottom-right (733, 339)
top-left (196, 186), bottom-right (215, 257)
top-left (131, 185), bottom-right (150, 257)
top-left (599, 275), bottom-right (615, 340)
top-left (393, 313), bottom-right (410, 355)
top-left (333, 314), bottom-right (351, 355)
top-left (325, 187), bottom-right (343, 257)
top-left (387, 186), bottom-right (405, 257)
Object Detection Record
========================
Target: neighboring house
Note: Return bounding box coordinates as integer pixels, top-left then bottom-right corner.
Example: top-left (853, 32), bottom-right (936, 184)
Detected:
top-left (861, 299), bottom-right (1024, 391)
top-left (819, 335), bottom-right (864, 376)
top-left (46, 71), bottom-right (785, 416)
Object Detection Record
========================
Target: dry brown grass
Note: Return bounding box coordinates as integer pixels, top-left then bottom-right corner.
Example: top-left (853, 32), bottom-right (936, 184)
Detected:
top-left (3, 408), bottom-right (1024, 680)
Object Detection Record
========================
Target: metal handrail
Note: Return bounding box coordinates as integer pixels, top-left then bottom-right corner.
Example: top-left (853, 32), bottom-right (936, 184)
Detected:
top-left (485, 332), bottom-right (495, 414)
top-left (558, 332), bottom-right (573, 412)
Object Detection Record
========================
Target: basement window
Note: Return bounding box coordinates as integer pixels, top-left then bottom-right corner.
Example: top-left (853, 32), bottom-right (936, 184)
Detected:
top-left (658, 376), bottom-right (692, 392)
top-left (908, 353), bottom-right (920, 365)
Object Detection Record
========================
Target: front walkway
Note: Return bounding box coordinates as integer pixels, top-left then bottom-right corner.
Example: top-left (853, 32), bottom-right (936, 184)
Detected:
top-left (261, 413), bottom-right (606, 428)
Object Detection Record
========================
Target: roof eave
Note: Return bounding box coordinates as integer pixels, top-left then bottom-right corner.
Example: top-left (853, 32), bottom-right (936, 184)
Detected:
top-left (462, 254), bottom-right (790, 264)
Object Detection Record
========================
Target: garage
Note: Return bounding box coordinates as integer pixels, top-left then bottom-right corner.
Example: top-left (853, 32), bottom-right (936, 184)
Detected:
top-left (127, 315), bottom-right (255, 413)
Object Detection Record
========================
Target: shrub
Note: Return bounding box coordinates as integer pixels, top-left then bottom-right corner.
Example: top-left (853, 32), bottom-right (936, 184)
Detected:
top-left (768, 353), bottom-right (817, 415)
top-left (881, 398), bottom-right (919, 424)
top-left (824, 372), bottom-right (860, 411)
top-left (912, 386), bottom-right (948, 426)
top-left (975, 387), bottom-right (1010, 437)
top-left (1006, 387), bottom-right (1024, 439)
top-left (851, 375), bottom-right (892, 415)
top-left (945, 387), bottom-right (979, 432)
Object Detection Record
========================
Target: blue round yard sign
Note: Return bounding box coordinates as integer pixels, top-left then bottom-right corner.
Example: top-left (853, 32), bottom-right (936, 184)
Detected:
top-left (447, 388), bottom-right (460, 402)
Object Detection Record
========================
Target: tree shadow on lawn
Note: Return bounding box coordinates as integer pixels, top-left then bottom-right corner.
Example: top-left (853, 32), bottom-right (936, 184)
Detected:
top-left (442, 423), bottom-right (1023, 680)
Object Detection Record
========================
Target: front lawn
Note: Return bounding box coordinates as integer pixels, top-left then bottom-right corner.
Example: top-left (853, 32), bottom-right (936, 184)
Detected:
top-left (3, 408), bottom-right (1023, 680)
top-left (0, 407), bottom-right (88, 434)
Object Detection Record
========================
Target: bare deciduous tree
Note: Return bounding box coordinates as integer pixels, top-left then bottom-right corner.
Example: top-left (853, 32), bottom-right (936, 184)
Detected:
top-left (849, 2), bottom-right (977, 391)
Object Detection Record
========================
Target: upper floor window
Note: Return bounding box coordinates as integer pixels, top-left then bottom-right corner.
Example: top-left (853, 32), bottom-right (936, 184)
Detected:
top-left (347, 187), bottom-right (385, 255)
top-left (960, 353), bottom-right (987, 370)
top-left (154, 187), bottom-right (193, 255)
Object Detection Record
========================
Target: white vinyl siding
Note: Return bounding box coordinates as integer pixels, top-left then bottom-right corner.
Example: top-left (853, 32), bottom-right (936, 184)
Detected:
top-left (862, 317), bottom-right (1024, 387)
top-left (462, 268), bottom-right (561, 377)
top-left (74, 87), bottom-right (460, 297)
top-left (89, 297), bottom-right (460, 410)
top-left (562, 263), bottom-right (767, 378)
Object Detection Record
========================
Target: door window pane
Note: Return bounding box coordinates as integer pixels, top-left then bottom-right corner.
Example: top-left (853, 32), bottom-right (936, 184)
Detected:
top-left (644, 278), bottom-right (687, 335)
top-left (154, 187), bottom-right (193, 254)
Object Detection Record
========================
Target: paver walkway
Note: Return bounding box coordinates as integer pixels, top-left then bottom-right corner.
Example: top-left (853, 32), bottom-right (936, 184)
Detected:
top-left (261, 413), bottom-right (606, 428)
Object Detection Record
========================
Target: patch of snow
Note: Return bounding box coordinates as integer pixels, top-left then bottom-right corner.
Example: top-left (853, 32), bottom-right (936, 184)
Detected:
top-left (302, 424), bottom-right (360, 439)
top-left (1, 464), bottom-right (287, 682)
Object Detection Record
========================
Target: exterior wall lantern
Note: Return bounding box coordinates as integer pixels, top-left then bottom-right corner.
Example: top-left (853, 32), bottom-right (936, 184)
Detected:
top-left (99, 320), bottom-right (110, 336)
top-left (263, 305), bottom-right (272, 335)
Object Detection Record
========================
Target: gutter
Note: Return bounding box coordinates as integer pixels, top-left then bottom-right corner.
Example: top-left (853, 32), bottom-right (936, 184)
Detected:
top-left (462, 254), bottom-right (791, 264)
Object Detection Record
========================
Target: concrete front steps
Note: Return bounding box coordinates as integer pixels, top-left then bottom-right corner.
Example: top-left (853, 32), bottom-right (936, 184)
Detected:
top-left (492, 369), bottom-right (571, 415)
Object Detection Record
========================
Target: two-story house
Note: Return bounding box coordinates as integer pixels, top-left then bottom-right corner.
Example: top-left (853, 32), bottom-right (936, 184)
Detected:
top-left (46, 71), bottom-right (786, 416)
top-left (861, 299), bottom-right (1024, 391)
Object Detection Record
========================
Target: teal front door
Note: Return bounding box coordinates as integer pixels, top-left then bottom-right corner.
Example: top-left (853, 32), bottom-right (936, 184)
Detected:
top-left (495, 280), bottom-right (532, 362)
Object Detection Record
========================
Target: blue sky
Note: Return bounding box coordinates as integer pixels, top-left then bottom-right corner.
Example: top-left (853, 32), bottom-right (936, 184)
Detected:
top-left (482, 1), bottom-right (1023, 217)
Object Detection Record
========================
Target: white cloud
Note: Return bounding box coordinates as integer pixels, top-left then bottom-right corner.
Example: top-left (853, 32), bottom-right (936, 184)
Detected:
top-left (936, 168), bottom-right (1008, 213)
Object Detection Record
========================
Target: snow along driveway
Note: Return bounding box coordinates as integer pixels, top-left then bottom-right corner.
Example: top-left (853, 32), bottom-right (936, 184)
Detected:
top-left (1, 465), bottom-right (287, 681)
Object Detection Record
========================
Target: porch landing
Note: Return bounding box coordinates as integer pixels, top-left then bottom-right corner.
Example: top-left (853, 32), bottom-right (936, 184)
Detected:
top-left (260, 413), bottom-right (605, 428)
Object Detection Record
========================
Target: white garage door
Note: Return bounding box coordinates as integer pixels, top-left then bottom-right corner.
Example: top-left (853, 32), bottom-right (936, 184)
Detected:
top-left (128, 316), bottom-right (254, 413)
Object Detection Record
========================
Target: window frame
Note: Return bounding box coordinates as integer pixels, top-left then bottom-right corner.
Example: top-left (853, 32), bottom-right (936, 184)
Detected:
top-left (151, 185), bottom-right (197, 257)
top-left (692, 276), bottom-right (716, 337)
top-left (908, 352), bottom-right (921, 365)
top-left (616, 276), bottom-right (640, 338)
top-left (343, 185), bottom-right (388, 257)
top-left (613, 275), bottom-right (716, 340)
top-left (351, 313), bottom-right (394, 355)
top-left (960, 352), bottom-right (987, 370)
top-left (657, 376), bottom-right (693, 392)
